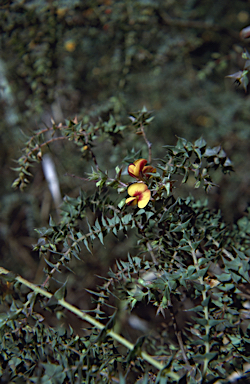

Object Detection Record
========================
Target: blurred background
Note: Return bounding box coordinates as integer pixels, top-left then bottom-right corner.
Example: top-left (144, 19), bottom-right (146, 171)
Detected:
top-left (1, 0), bottom-right (250, 337)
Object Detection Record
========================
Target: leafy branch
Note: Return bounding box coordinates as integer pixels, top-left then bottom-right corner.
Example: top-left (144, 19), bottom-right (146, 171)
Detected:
top-left (12, 115), bottom-right (128, 190)
top-left (0, 266), bottom-right (179, 380)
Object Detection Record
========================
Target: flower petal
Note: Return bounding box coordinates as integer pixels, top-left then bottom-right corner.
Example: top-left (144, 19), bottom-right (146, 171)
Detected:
top-left (127, 182), bottom-right (148, 197)
top-left (126, 197), bottom-right (137, 206)
top-left (128, 164), bottom-right (136, 178)
top-left (134, 158), bottom-right (147, 168)
top-left (138, 189), bottom-right (151, 208)
top-left (142, 165), bottom-right (156, 176)
top-left (128, 159), bottom-right (147, 178)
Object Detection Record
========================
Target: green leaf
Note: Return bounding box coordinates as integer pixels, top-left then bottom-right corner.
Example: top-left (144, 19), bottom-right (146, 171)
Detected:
top-left (83, 238), bottom-right (92, 254)
top-left (194, 137), bottom-right (207, 149)
top-left (187, 305), bottom-right (203, 312)
top-left (159, 210), bottom-right (170, 223)
top-left (207, 319), bottom-right (224, 326)
top-left (219, 283), bottom-right (235, 291)
top-left (122, 214), bottom-right (132, 225)
top-left (217, 273), bottom-right (231, 282)
top-left (136, 209), bottom-right (145, 215)
top-left (187, 265), bottom-right (196, 276)
top-left (98, 231), bottom-right (104, 245)
top-left (170, 218), bottom-right (192, 232)
top-left (145, 211), bottom-right (154, 220)
top-left (194, 352), bottom-right (217, 362)
top-left (126, 336), bottom-right (146, 364)
top-left (118, 198), bottom-right (126, 209)
top-left (94, 218), bottom-right (101, 231)
top-left (54, 280), bottom-right (67, 300)
top-left (44, 258), bottom-right (61, 272)
top-left (95, 311), bottom-right (117, 343)
top-left (201, 296), bottom-right (210, 307)
top-left (42, 363), bottom-right (66, 382)
top-left (193, 318), bottom-right (207, 326)
top-left (0, 313), bottom-right (9, 329)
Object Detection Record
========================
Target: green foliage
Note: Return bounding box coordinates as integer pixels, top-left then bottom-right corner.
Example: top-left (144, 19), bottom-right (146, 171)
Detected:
top-left (2, 108), bottom-right (250, 383)
top-left (2, 2), bottom-right (250, 383)
top-left (0, 302), bottom-right (119, 383)
top-left (11, 115), bottom-right (126, 190)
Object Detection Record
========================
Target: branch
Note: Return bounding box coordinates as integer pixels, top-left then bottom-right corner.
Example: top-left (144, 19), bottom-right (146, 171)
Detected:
top-left (0, 266), bottom-right (179, 380)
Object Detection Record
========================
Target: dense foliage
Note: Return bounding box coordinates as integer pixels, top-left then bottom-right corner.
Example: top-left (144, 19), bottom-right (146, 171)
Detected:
top-left (1, 1), bottom-right (250, 383)
top-left (2, 109), bottom-right (250, 383)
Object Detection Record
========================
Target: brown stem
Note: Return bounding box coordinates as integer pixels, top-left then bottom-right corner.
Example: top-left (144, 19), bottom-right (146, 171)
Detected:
top-left (140, 123), bottom-right (152, 163)
top-left (169, 302), bottom-right (191, 368)
top-left (24, 136), bottom-right (66, 163)
top-left (146, 242), bottom-right (158, 265)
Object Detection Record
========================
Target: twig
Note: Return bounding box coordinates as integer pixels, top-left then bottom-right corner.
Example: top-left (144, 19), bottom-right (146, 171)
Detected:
top-left (146, 242), bottom-right (158, 265)
top-left (207, 236), bottom-right (234, 261)
top-left (64, 174), bottom-right (128, 189)
top-left (176, 331), bottom-right (190, 366)
top-left (169, 302), bottom-right (190, 368)
top-left (140, 123), bottom-right (152, 163)
top-left (24, 136), bottom-right (66, 163)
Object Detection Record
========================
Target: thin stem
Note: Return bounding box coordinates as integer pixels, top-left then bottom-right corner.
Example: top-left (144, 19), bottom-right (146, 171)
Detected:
top-left (169, 301), bottom-right (190, 367)
top-left (207, 236), bottom-right (234, 261)
top-left (24, 136), bottom-right (66, 163)
top-left (25, 124), bottom-right (62, 147)
top-left (0, 266), bottom-right (179, 380)
top-left (64, 174), bottom-right (128, 189)
top-left (146, 242), bottom-right (158, 265)
top-left (176, 331), bottom-right (190, 367)
top-left (140, 123), bottom-right (152, 163)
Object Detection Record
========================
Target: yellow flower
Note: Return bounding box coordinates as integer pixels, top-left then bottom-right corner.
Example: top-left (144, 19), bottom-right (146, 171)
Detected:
top-left (128, 158), bottom-right (156, 179)
top-left (126, 183), bottom-right (151, 208)
top-left (65, 40), bottom-right (76, 52)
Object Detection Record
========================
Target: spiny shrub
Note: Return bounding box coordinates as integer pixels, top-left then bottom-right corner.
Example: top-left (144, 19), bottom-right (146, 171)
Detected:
top-left (1, 108), bottom-right (250, 384)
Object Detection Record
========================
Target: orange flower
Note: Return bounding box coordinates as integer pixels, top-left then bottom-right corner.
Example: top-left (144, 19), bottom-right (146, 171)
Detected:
top-left (126, 183), bottom-right (151, 208)
top-left (128, 159), bottom-right (156, 179)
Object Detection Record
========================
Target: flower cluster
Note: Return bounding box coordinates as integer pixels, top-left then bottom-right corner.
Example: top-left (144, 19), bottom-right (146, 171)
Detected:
top-left (126, 159), bottom-right (155, 208)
